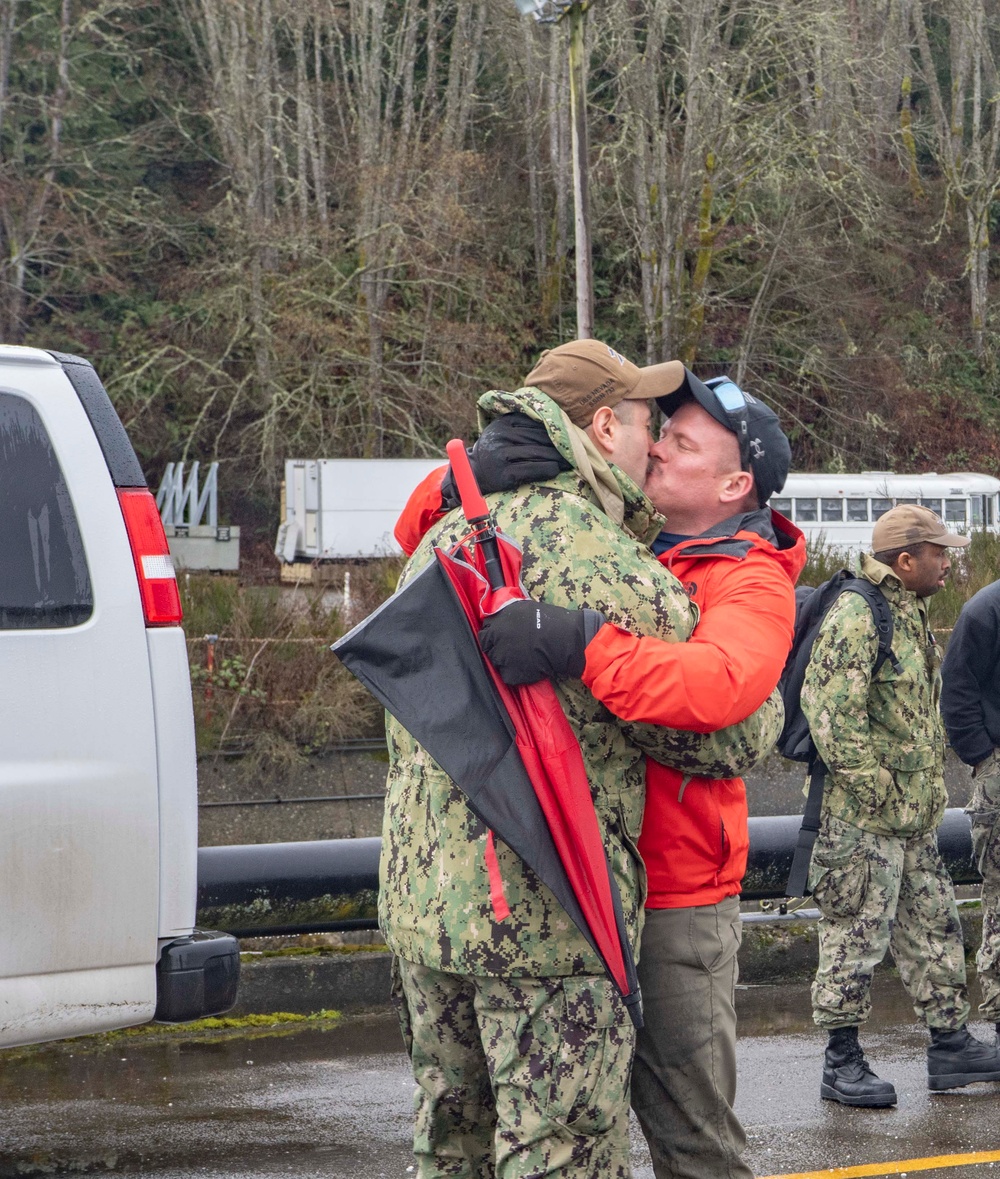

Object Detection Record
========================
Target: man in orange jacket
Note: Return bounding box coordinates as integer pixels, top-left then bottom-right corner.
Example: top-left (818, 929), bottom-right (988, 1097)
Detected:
top-left (395, 363), bottom-right (805, 1179)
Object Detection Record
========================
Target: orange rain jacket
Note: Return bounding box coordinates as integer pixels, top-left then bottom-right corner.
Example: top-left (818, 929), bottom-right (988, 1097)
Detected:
top-left (394, 470), bottom-right (806, 909)
top-left (394, 466), bottom-right (453, 557)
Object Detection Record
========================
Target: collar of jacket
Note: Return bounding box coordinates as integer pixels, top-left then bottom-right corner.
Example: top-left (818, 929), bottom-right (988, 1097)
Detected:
top-left (860, 551), bottom-right (903, 595)
top-left (476, 386), bottom-right (666, 545)
top-left (861, 550), bottom-right (934, 625)
top-left (662, 506), bottom-right (779, 560)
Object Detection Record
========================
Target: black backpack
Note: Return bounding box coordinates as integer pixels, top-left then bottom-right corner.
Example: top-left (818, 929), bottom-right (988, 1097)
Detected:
top-left (779, 569), bottom-right (901, 896)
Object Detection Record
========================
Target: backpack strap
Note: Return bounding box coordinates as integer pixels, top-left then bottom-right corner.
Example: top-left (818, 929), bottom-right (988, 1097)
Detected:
top-left (786, 757), bottom-right (826, 897)
top-left (841, 581), bottom-right (902, 676)
top-left (784, 578), bottom-right (900, 898)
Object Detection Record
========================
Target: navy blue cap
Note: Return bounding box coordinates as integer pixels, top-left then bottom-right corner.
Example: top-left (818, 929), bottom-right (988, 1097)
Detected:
top-left (654, 367), bottom-right (791, 505)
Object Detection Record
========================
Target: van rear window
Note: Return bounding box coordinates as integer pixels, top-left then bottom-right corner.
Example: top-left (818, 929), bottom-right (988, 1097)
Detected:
top-left (0, 391), bottom-right (93, 628)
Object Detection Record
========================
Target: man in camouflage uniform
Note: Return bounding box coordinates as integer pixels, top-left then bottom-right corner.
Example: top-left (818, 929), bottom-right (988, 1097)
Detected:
top-left (381, 340), bottom-right (782, 1178)
top-left (801, 504), bottom-right (1000, 1107)
top-left (941, 577), bottom-right (1000, 1048)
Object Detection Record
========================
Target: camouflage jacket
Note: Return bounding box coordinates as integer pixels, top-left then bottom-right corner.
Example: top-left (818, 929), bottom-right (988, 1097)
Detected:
top-left (380, 386), bottom-right (781, 978)
top-left (801, 553), bottom-right (946, 837)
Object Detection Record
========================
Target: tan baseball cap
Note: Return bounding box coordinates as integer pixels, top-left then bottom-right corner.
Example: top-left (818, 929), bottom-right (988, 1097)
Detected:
top-left (871, 503), bottom-right (971, 551)
top-left (524, 340), bottom-right (685, 427)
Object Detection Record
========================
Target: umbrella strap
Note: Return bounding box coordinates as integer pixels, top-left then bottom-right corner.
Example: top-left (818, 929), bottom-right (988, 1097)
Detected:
top-left (485, 831), bottom-right (511, 922)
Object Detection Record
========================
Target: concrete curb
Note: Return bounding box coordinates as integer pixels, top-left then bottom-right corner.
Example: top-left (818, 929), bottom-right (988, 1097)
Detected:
top-left (232, 907), bottom-right (986, 1015)
top-left (233, 951), bottom-right (393, 1016)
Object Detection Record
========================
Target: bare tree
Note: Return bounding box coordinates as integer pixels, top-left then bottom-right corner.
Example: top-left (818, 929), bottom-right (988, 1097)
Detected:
top-left (173, 0), bottom-right (499, 463)
top-left (607, 0), bottom-right (787, 362)
top-left (0, 0), bottom-right (72, 343)
top-left (491, 8), bottom-right (573, 332)
top-left (911, 0), bottom-right (1000, 356)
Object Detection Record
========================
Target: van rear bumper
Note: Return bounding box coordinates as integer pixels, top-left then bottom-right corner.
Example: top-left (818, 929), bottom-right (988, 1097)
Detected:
top-left (154, 930), bottom-right (240, 1023)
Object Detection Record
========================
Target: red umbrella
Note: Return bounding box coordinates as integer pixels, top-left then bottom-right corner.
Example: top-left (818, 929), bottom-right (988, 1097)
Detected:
top-left (333, 440), bottom-right (641, 1027)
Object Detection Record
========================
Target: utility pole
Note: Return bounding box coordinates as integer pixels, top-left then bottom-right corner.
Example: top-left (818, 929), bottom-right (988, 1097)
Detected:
top-left (513, 0), bottom-right (594, 339)
top-left (567, 2), bottom-right (593, 338)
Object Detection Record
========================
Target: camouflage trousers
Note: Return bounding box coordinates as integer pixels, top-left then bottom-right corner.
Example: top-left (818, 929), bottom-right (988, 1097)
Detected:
top-left (967, 750), bottom-right (1000, 1021)
top-left (391, 956), bottom-right (635, 1179)
top-left (809, 814), bottom-right (970, 1031)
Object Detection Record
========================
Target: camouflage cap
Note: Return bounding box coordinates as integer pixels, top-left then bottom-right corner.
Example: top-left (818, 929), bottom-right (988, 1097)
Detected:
top-left (872, 503), bottom-right (971, 551)
top-left (524, 340), bottom-right (678, 428)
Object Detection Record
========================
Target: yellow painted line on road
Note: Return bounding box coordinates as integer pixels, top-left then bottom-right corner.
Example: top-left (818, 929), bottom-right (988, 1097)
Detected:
top-left (760, 1149), bottom-right (1000, 1179)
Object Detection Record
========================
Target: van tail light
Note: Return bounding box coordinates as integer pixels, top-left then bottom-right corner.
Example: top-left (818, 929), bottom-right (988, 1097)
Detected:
top-left (117, 488), bottom-right (183, 626)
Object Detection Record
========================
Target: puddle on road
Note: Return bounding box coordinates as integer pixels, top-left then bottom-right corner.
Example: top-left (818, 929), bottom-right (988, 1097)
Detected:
top-left (0, 1011), bottom-right (413, 1178)
top-left (737, 974), bottom-right (987, 1038)
top-left (0, 1011), bottom-right (404, 1105)
top-left (3, 991), bottom-right (997, 1179)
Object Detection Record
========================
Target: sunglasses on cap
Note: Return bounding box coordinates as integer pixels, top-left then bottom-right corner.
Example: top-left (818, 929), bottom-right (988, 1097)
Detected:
top-left (705, 378), bottom-right (751, 470)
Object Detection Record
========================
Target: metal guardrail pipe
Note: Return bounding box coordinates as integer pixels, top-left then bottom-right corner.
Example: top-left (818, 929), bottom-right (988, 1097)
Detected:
top-left (196, 811), bottom-right (979, 936)
top-left (742, 808), bottom-right (978, 899)
top-left (197, 838), bottom-right (381, 937)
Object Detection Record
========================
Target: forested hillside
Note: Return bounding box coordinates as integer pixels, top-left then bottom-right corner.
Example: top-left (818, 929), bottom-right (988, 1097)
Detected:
top-left (3, 0), bottom-right (1000, 537)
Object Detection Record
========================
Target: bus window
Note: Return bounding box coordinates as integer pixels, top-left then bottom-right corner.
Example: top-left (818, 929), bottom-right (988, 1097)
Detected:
top-left (772, 497), bottom-right (792, 516)
top-left (821, 498), bottom-right (843, 522)
top-left (795, 498), bottom-right (818, 522)
top-left (896, 498), bottom-right (918, 505)
top-left (872, 498), bottom-right (892, 519)
top-left (846, 499), bottom-right (869, 521)
top-left (921, 499), bottom-right (942, 516)
top-left (971, 496), bottom-right (984, 527)
top-left (945, 499), bottom-right (967, 524)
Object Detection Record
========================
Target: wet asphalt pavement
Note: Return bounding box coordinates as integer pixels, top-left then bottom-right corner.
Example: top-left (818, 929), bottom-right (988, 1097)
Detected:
top-left (2, 976), bottom-right (1000, 1178)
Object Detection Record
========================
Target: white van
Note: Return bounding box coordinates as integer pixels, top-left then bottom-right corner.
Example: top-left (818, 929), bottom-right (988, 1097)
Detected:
top-left (0, 345), bottom-right (239, 1048)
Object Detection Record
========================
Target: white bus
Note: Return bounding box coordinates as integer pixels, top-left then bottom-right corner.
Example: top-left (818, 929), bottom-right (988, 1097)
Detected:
top-left (772, 472), bottom-right (1000, 553)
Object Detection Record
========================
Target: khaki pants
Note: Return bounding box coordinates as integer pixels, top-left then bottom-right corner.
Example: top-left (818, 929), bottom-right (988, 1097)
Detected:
top-left (630, 898), bottom-right (754, 1179)
top-left (391, 956), bottom-right (635, 1179)
top-left (968, 751), bottom-right (1000, 1021)
top-left (809, 814), bottom-right (969, 1030)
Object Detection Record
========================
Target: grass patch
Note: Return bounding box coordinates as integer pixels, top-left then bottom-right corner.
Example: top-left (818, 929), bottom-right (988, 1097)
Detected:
top-left (799, 536), bottom-right (857, 587)
top-left (112, 1009), bottom-right (342, 1036)
top-left (0, 1010), bottom-right (344, 1062)
top-left (181, 560), bottom-right (402, 765)
top-left (241, 943), bottom-right (388, 960)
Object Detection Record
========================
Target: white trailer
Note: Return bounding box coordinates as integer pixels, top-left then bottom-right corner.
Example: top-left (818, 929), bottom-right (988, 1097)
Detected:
top-left (276, 458), bottom-right (444, 562)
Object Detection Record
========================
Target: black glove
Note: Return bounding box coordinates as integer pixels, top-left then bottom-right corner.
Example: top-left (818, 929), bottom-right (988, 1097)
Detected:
top-left (439, 414), bottom-right (571, 510)
top-left (479, 598), bottom-right (607, 685)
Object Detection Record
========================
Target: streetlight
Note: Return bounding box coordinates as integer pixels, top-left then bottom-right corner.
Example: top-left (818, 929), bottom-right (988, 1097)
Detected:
top-left (513, 0), bottom-right (594, 339)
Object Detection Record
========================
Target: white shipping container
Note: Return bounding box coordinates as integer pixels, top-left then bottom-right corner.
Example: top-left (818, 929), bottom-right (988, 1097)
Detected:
top-left (277, 458), bottom-right (445, 560)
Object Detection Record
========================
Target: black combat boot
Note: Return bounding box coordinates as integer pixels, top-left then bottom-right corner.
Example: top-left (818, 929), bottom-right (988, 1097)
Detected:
top-left (927, 1025), bottom-right (1000, 1091)
top-left (821, 1026), bottom-right (897, 1107)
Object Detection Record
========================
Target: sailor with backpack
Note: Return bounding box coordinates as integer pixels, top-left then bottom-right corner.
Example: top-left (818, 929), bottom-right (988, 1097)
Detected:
top-left (788, 504), bottom-right (1000, 1106)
